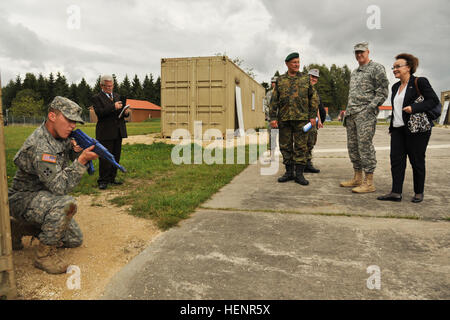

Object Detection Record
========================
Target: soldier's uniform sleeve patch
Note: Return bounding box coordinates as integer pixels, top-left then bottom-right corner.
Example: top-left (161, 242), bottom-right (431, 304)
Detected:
top-left (37, 161), bottom-right (57, 182)
top-left (41, 153), bottom-right (57, 163)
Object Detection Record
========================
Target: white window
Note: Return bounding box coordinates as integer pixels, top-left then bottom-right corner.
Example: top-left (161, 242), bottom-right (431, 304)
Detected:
top-left (251, 92), bottom-right (255, 111)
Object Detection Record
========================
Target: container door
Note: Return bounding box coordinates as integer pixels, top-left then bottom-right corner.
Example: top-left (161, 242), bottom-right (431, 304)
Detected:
top-left (161, 59), bottom-right (192, 137)
top-left (195, 57), bottom-right (227, 135)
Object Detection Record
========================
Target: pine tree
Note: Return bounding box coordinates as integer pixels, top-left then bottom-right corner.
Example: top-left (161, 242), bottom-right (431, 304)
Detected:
top-left (2, 80), bottom-right (18, 110)
top-left (119, 75), bottom-right (132, 99)
top-left (36, 74), bottom-right (47, 100)
top-left (153, 76), bottom-right (161, 106)
top-left (131, 74), bottom-right (143, 99)
top-left (68, 83), bottom-right (78, 102)
top-left (46, 73), bottom-right (56, 105)
top-left (55, 72), bottom-right (70, 97)
top-left (142, 74), bottom-right (154, 102)
top-left (93, 76), bottom-right (101, 94)
top-left (112, 74), bottom-right (120, 92)
top-left (77, 78), bottom-right (92, 111)
top-left (14, 75), bottom-right (22, 90)
top-left (22, 73), bottom-right (38, 93)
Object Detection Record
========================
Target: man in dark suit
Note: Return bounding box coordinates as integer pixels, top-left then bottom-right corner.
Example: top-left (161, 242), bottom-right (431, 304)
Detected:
top-left (92, 75), bottom-right (128, 189)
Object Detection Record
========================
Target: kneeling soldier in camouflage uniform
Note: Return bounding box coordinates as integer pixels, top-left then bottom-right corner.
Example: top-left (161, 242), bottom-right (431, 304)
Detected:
top-left (269, 52), bottom-right (319, 185)
top-left (8, 96), bottom-right (98, 274)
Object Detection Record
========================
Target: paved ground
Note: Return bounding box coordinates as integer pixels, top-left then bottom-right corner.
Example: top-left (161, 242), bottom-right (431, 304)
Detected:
top-left (102, 125), bottom-right (450, 300)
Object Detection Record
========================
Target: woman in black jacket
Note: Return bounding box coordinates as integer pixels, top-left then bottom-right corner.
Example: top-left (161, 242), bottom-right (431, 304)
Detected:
top-left (377, 53), bottom-right (440, 203)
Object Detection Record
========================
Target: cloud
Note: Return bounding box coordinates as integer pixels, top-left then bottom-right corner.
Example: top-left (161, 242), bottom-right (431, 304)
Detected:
top-left (258, 0), bottom-right (450, 96)
top-left (0, 0), bottom-right (449, 98)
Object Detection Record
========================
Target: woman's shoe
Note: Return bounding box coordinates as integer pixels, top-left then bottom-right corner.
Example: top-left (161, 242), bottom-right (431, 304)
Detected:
top-left (411, 193), bottom-right (424, 203)
top-left (377, 192), bottom-right (402, 202)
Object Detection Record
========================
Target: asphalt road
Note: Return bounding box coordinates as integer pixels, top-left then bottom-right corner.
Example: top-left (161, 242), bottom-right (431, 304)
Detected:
top-left (102, 125), bottom-right (450, 300)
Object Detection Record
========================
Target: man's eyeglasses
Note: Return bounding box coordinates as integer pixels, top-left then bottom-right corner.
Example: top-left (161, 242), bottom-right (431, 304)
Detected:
top-left (391, 64), bottom-right (408, 70)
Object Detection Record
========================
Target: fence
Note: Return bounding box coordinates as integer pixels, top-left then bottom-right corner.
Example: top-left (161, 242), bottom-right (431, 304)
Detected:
top-left (3, 114), bottom-right (91, 126)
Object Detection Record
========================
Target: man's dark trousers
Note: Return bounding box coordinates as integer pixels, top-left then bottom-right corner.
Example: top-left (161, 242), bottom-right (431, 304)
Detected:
top-left (98, 135), bottom-right (122, 185)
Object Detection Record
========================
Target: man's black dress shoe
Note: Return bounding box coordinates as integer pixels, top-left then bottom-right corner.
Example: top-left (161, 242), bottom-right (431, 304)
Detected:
top-left (411, 194), bottom-right (423, 203)
top-left (99, 183), bottom-right (108, 190)
top-left (377, 193), bottom-right (402, 202)
top-left (110, 180), bottom-right (123, 185)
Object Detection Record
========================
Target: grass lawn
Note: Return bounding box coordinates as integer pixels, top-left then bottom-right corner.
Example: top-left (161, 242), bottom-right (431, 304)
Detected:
top-left (4, 118), bottom-right (253, 229)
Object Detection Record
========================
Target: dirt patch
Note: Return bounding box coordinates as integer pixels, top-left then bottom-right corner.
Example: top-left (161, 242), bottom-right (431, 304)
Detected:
top-left (123, 132), bottom-right (267, 147)
top-left (123, 133), bottom-right (178, 146)
top-left (12, 190), bottom-right (161, 300)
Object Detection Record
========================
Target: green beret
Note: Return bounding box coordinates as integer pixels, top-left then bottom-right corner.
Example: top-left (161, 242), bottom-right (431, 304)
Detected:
top-left (285, 52), bottom-right (299, 62)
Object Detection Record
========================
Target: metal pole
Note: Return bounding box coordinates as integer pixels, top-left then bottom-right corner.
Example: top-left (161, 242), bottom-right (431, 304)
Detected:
top-left (0, 71), bottom-right (17, 299)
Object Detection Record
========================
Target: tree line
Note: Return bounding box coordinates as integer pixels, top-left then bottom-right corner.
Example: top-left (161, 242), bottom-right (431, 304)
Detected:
top-left (2, 63), bottom-right (351, 118)
top-left (261, 64), bottom-right (351, 116)
top-left (1, 72), bottom-right (161, 117)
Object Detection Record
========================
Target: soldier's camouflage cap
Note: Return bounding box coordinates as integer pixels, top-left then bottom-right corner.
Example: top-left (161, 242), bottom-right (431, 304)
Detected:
top-left (308, 69), bottom-right (320, 77)
top-left (354, 41), bottom-right (369, 52)
top-left (271, 76), bottom-right (278, 82)
top-left (285, 52), bottom-right (299, 62)
top-left (49, 96), bottom-right (85, 124)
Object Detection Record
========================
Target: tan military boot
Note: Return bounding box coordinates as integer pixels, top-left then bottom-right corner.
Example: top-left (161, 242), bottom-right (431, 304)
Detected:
top-left (10, 217), bottom-right (41, 250)
top-left (340, 170), bottom-right (363, 187)
top-left (34, 243), bottom-right (68, 274)
top-left (352, 172), bottom-right (376, 193)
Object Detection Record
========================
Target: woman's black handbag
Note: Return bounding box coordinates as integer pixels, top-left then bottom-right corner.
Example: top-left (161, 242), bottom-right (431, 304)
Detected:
top-left (407, 77), bottom-right (440, 132)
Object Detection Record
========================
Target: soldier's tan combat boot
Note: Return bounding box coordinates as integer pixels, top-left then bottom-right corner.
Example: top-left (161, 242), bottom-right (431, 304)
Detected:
top-left (10, 217), bottom-right (41, 250)
top-left (352, 172), bottom-right (376, 193)
top-left (340, 170), bottom-right (363, 187)
top-left (34, 243), bottom-right (68, 274)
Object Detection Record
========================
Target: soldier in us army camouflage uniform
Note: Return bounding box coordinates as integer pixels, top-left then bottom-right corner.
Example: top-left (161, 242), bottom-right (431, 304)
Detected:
top-left (8, 96), bottom-right (98, 274)
top-left (305, 68), bottom-right (326, 174)
top-left (269, 52), bottom-right (319, 185)
top-left (340, 42), bottom-right (389, 193)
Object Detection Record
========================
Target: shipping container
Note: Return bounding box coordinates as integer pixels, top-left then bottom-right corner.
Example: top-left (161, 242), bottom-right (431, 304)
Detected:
top-left (161, 56), bottom-right (266, 137)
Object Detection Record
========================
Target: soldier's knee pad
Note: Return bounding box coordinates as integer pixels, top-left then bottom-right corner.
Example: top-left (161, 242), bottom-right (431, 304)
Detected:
top-left (50, 196), bottom-right (77, 217)
top-left (63, 202), bottom-right (77, 218)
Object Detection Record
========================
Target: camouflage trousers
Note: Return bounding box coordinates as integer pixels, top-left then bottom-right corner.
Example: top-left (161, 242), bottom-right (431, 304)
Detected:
top-left (20, 191), bottom-right (83, 247)
top-left (306, 126), bottom-right (317, 161)
top-left (344, 111), bottom-right (377, 173)
top-left (278, 120), bottom-right (309, 165)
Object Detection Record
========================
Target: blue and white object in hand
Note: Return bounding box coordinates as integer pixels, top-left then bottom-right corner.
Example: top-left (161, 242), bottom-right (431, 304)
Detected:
top-left (303, 117), bottom-right (319, 132)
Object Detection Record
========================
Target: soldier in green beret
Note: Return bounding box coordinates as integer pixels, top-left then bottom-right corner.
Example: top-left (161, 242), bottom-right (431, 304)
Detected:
top-left (269, 52), bottom-right (319, 185)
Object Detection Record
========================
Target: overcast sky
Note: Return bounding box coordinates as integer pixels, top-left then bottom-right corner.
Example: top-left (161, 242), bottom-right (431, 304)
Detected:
top-left (1, 0), bottom-right (449, 105)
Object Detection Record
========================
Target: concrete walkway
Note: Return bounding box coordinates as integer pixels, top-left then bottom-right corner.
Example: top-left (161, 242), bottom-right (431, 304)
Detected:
top-left (102, 126), bottom-right (450, 299)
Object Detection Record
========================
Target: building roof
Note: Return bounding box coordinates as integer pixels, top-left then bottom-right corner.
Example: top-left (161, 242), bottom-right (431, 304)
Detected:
top-left (126, 99), bottom-right (161, 110)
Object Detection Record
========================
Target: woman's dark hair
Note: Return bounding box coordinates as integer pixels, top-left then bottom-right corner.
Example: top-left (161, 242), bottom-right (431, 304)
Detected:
top-left (395, 53), bottom-right (419, 74)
